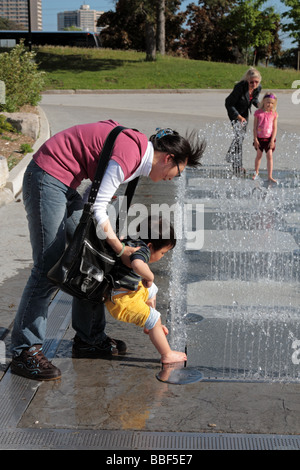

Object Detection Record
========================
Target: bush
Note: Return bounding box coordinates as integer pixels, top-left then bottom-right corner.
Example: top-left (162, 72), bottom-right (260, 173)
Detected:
top-left (273, 48), bottom-right (299, 70)
top-left (0, 114), bottom-right (15, 133)
top-left (0, 40), bottom-right (45, 112)
top-left (20, 143), bottom-right (33, 154)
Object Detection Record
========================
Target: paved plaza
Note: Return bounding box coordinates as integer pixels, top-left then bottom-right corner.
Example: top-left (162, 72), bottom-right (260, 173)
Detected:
top-left (0, 90), bottom-right (300, 450)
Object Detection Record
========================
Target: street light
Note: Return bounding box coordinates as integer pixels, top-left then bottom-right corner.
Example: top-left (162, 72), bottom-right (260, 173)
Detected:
top-left (27, 0), bottom-right (32, 51)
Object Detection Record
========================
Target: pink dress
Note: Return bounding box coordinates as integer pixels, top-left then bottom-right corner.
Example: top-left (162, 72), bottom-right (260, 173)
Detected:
top-left (254, 109), bottom-right (277, 138)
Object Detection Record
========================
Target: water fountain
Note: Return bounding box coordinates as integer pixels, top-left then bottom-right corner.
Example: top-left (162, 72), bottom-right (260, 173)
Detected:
top-left (168, 121), bottom-right (300, 383)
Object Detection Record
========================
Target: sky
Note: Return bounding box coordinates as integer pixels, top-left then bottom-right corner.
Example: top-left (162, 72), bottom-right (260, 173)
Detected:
top-left (42, 0), bottom-right (293, 48)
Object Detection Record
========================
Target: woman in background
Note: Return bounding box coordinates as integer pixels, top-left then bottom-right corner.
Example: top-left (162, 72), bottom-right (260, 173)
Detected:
top-left (225, 67), bottom-right (262, 176)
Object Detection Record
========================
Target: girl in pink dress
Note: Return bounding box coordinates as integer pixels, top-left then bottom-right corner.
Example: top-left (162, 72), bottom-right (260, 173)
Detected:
top-left (253, 92), bottom-right (278, 182)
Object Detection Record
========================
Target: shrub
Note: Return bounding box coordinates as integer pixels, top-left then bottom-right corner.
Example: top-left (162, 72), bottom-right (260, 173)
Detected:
top-left (0, 114), bottom-right (15, 133)
top-left (0, 40), bottom-right (45, 112)
top-left (20, 143), bottom-right (33, 154)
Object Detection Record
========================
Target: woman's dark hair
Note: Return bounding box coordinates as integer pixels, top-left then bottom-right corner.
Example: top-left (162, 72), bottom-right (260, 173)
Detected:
top-left (149, 128), bottom-right (206, 168)
top-left (137, 216), bottom-right (176, 251)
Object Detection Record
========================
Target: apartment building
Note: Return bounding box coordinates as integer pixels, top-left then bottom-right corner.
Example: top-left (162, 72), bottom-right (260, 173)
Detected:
top-left (57, 4), bottom-right (103, 33)
top-left (0, 0), bottom-right (42, 30)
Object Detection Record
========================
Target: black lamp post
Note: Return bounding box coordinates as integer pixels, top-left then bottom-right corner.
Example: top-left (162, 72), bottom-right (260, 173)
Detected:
top-left (27, 0), bottom-right (32, 51)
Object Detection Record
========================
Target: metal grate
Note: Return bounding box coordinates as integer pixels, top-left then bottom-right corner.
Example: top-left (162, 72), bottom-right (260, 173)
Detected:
top-left (0, 291), bottom-right (72, 429)
top-left (0, 428), bottom-right (299, 450)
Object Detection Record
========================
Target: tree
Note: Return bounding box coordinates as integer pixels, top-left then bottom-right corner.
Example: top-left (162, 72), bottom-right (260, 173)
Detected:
top-left (280, 0), bottom-right (300, 47)
top-left (98, 1), bottom-right (146, 51)
top-left (254, 17), bottom-right (281, 65)
top-left (0, 17), bottom-right (25, 30)
top-left (182, 0), bottom-right (238, 62)
top-left (142, 1), bottom-right (157, 61)
top-left (157, 0), bottom-right (166, 55)
top-left (224, 0), bottom-right (281, 64)
top-left (64, 26), bottom-right (82, 31)
top-left (98, 0), bottom-right (184, 60)
top-left (98, 0), bottom-right (157, 59)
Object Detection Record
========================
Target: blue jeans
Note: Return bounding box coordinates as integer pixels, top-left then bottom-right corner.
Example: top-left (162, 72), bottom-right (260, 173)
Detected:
top-left (11, 160), bottom-right (106, 356)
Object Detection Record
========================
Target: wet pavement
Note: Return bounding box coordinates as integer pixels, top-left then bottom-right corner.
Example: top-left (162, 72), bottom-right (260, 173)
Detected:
top-left (1, 90), bottom-right (300, 450)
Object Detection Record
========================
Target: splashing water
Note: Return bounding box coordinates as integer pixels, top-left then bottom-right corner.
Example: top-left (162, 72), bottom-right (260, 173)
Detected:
top-left (168, 174), bottom-right (188, 352)
top-left (168, 121), bottom-right (300, 382)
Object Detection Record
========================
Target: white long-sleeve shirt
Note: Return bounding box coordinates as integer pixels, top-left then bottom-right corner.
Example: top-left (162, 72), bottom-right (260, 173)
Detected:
top-left (92, 141), bottom-right (154, 225)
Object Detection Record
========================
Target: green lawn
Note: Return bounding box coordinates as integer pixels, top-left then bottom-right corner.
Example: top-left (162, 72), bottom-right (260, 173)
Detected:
top-left (35, 46), bottom-right (300, 90)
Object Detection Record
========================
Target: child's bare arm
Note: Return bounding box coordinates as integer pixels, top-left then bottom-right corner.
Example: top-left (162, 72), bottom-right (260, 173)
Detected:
top-left (270, 114), bottom-right (278, 149)
top-left (131, 258), bottom-right (154, 286)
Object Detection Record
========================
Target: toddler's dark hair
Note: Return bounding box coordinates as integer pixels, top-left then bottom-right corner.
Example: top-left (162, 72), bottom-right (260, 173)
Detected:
top-left (137, 216), bottom-right (176, 251)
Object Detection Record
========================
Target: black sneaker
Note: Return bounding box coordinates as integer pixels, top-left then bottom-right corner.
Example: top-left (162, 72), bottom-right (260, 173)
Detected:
top-left (11, 345), bottom-right (61, 381)
top-left (72, 335), bottom-right (127, 358)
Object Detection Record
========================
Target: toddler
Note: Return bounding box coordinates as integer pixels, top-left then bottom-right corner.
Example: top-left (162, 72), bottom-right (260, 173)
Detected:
top-left (105, 216), bottom-right (187, 364)
top-left (253, 92), bottom-right (278, 182)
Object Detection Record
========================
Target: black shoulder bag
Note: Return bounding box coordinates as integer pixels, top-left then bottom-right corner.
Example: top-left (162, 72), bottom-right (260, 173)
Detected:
top-left (47, 125), bottom-right (139, 303)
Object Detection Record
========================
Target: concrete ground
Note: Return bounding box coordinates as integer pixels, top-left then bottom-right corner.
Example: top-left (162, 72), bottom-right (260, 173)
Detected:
top-left (0, 90), bottom-right (300, 450)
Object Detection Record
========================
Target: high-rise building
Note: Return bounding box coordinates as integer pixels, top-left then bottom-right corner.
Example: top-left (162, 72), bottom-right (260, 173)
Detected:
top-left (57, 4), bottom-right (103, 33)
top-left (0, 0), bottom-right (42, 30)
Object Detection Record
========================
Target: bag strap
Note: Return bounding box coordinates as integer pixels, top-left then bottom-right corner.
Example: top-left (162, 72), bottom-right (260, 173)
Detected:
top-left (86, 125), bottom-right (140, 222)
top-left (115, 176), bottom-right (139, 235)
top-left (88, 125), bottom-right (139, 209)
top-left (88, 125), bottom-right (127, 204)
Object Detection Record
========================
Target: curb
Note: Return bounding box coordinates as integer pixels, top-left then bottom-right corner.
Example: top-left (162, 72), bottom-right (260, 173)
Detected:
top-left (41, 88), bottom-right (233, 94)
top-left (41, 88), bottom-right (295, 94)
top-left (4, 106), bottom-right (50, 197)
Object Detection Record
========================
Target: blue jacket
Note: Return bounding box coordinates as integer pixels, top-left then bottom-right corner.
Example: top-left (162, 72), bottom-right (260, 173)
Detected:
top-left (225, 80), bottom-right (261, 121)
